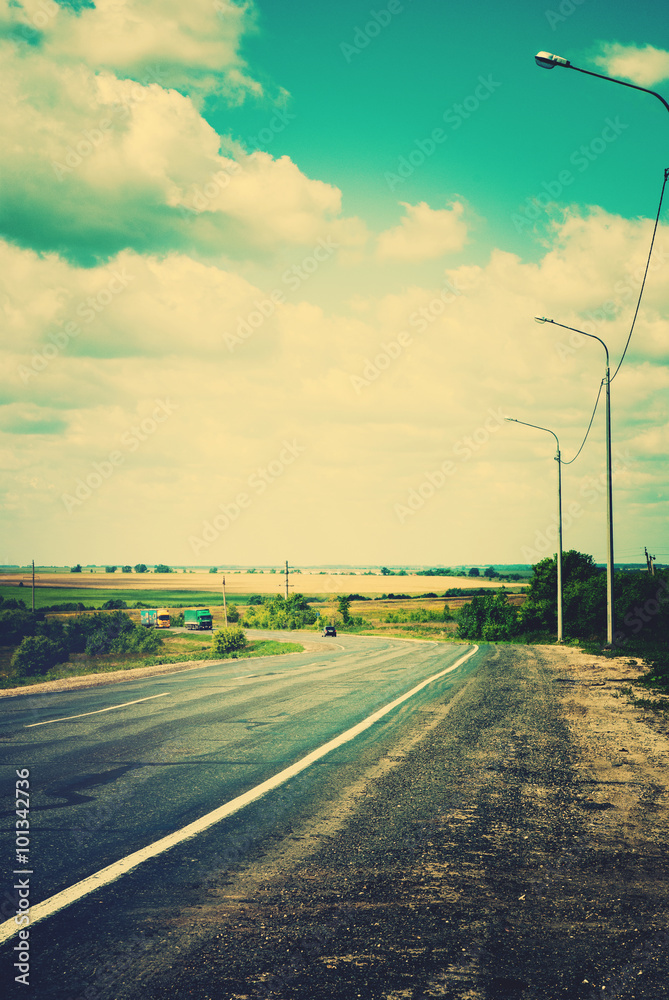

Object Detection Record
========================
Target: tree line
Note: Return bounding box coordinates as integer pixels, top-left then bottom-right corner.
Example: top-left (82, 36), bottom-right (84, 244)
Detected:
top-left (455, 550), bottom-right (669, 691)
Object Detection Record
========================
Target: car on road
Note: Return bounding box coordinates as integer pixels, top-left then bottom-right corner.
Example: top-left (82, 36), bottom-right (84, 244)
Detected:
top-left (322, 625), bottom-right (337, 637)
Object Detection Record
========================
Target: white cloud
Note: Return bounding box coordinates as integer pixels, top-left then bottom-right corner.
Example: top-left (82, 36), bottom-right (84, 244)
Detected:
top-left (7, 0), bottom-right (261, 103)
top-left (4, 206), bottom-right (666, 565)
top-left (0, 2), bottom-right (667, 565)
top-left (377, 202), bottom-right (468, 261)
top-left (593, 42), bottom-right (669, 88)
top-left (0, 44), bottom-right (365, 264)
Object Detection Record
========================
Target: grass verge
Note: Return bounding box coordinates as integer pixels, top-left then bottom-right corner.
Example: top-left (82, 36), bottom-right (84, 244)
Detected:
top-left (0, 639), bottom-right (304, 689)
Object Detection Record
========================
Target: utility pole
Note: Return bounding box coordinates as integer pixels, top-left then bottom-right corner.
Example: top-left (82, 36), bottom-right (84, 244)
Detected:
top-left (285, 560), bottom-right (289, 600)
top-left (222, 575), bottom-right (227, 626)
top-left (645, 547), bottom-right (656, 576)
top-left (32, 560), bottom-right (35, 614)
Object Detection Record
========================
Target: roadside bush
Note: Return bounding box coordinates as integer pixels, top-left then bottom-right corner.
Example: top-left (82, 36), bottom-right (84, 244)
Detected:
top-left (457, 594), bottom-right (519, 641)
top-left (11, 636), bottom-right (66, 676)
top-left (213, 626), bottom-right (248, 654)
top-left (226, 604), bottom-right (240, 623)
top-left (69, 611), bottom-right (159, 656)
top-left (0, 610), bottom-right (35, 645)
top-left (121, 627), bottom-right (162, 654)
top-left (244, 594), bottom-right (317, 630)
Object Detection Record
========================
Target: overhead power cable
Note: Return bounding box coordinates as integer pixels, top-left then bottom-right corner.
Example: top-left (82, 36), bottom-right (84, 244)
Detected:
top-left (611, 166), bottom-right (669, 382)
top-left (560, 378), bottom-right (605, 465)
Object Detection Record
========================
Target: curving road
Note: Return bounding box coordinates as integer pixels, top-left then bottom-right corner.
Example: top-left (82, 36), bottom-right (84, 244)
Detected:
top-left (4, 639), bottom-right (669, 998)
top-left (0, 633), bottom-right (480, 969)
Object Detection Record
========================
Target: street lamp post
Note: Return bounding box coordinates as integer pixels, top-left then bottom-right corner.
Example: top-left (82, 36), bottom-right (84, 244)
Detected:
top-left (532, 50), bottom-right (669, 646)
top-left (506, 417), bottom-right (563, 642)
top-left (535, 316), bottom-right (615, 646)
top-left (534, 51), bottom-right (669, 116)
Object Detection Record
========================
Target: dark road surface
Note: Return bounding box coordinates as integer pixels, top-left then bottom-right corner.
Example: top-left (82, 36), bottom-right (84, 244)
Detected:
top-left (2, 639), bottom-right (669, 998)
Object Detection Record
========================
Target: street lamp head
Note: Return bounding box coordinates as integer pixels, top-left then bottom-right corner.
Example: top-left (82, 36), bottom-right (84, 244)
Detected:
top-left (535, 51), bottom-right (571, 69)
top-left (534, 315), bottom-right (550, 324)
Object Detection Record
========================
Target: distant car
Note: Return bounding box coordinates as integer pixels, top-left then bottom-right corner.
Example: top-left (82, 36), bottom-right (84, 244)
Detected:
top-left (322, 625), bottom-right (337, 637)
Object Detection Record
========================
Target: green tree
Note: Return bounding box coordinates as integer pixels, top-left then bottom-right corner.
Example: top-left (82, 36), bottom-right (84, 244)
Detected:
top-left (208, 567), bottom-right (218, 574)
top-left (226, 605), bottom-right (240, 623)
top-left (105, 566), bottom-right (117, 573)
top-left (122, 566), bottom-right (132, 573)
top-left (484, 566), bottom-right (498, 578)
top-left (337, 596), bottom-right (352, 625)
top-left (468, 567), bottom-right (480, 577)
top-left (70, 564), bottom-right (82, 573)
top-left (380, 567), bottom-right (391, 575)
top-left (520, 550), bottom-right (601, 634)
top-left (154, 564), bottom-right (171, 573)
top-left (134, 564), bottom-right (148, 573)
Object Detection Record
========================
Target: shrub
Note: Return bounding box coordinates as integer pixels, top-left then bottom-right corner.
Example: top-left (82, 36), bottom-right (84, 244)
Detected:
top-left (78, 611), bottom-right (135, 655)
top-left (0, 610), bottom-right (35, 645)
top-left (102, 599), bottom-right (128, 610)
top-left (213, 626), bottom-right (248, 655)
top-left (122, 627), bottom-right (162, 654)
top-left (0, 597), bottom-right (27, 610)
top-left (243, 594), bottom-right (316, 630)
top-left (457, 594), bottom-right (519, 641)
top-left (12, 636), bottom-right (66, 676)
top-left (226, 605), bottom-right (240, 623)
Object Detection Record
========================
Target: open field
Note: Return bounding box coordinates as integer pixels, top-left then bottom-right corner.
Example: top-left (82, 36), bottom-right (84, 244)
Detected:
top-left (0, 585), bottom-right (243, 611)
top-left (347, 593), bottom-right (526, 639)
top-left (0, 569), bottom-right (524, 598)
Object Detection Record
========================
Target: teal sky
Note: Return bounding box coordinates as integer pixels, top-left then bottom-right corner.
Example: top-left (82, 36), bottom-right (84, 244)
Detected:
top-left (211, 0), bottom-right (669, 254)
top-left (0, 0), bottom-right (668, 569)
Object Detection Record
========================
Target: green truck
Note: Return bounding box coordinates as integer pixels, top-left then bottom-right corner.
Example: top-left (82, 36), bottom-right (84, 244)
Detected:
top-left (184, 608), bottom-right (213, 630)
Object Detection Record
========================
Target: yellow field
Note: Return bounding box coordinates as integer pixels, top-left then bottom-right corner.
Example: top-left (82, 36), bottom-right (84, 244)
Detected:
top-left (0, 569), bottom-right (511, 596)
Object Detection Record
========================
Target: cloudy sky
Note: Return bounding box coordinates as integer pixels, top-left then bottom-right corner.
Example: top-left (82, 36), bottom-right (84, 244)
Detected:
top-left (2, 0), bottom-right (668, 568)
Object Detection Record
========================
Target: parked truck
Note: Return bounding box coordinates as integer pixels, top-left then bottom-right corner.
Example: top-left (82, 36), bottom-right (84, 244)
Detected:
top-left (140, 608), bottom-right (171, 628)
top-left (184, 608), bottom-right (213, 630)
top-left (140, 609), bottom-right (157, 628)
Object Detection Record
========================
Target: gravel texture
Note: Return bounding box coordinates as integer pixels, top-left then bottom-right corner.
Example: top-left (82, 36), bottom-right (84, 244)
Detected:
top-left (95, 643), bottom-right (669, 1000)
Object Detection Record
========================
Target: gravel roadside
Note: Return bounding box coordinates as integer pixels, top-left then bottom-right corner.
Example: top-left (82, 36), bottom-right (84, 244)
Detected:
top-left (100, 643), bottom-right (669, 1000)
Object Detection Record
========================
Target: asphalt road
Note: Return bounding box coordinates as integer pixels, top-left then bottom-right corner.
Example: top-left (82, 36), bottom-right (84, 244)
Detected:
top-left (0, 633), bottom-right (481, 995)
top-left (4, 639), bottom-right (669, 999)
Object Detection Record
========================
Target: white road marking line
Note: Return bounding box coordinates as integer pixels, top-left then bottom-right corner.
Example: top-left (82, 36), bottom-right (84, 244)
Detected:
top-left (24, 693), bottom-right (170, 728)
top-left (0, 645), bottom-right (477, 943)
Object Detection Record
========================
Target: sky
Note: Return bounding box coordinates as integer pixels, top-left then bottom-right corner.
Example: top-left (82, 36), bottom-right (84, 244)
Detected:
top-left (1, 0), bottom-right (668, 569)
